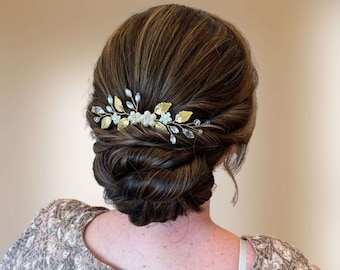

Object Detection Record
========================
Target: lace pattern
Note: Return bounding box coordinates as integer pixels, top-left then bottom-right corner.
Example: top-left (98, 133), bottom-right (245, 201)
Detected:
top-left (0, 199), bottom-right (111, 270)
top-left (244, 235), bottom-right (320, 270)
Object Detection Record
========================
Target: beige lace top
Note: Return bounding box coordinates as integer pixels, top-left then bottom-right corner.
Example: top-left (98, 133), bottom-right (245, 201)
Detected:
top-left (0, 199), bottom-right (319, 269)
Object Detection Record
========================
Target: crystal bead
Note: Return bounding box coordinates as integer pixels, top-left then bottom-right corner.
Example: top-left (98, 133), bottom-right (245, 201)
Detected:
top-left (92, 106), bottom-right (104, 114)
top-left (170, 126), bottom-right (179, 134)
top-left (106, 106), bottom-right (113, 112)
top-left (126, 101), bottom-right (134, 110)
top-left (194, 119), bottom-right (201, 126)
top-left (135, 92), bottom-right (141, 103)
top-left (108, 95), bottom-right (113, 105)
top-left (170, 134), bottom-right (176, 144)
top-left (183, 129), bottom-right (194, 139)
top-left (125, 88), bottom-right (132, 97)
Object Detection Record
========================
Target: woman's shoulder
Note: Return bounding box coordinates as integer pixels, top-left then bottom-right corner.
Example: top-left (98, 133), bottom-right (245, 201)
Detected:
top-left (1, 199), bottom-right (111, 270)
top-left (243, 234), bottom-right (320, 269)
top-left (43, 199), bottom-right (109, 224)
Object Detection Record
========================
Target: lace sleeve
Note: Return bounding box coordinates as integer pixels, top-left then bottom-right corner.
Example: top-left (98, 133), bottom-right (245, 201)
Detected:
top-left (0, 200), bottom-right (58, 269)
top-left (245, 235), bottom-right (320, 270)
top-left (1, 199), bottom-right (112, 270)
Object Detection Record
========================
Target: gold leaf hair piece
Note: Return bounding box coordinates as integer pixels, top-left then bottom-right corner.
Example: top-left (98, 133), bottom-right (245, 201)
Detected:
top-left (92, 88), bottom-right (209, 144)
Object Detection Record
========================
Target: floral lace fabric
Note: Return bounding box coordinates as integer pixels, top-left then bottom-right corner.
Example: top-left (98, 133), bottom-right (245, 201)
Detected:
top-left (1, 199), bottom-right (320, 270)
top-left (244, 235), bottom-right (320, 270)
top-left (0, 199), bottom-right (111, 270)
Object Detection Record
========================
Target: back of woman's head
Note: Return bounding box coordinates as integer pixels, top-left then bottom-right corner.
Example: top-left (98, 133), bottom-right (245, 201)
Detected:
top-left (87, 4), bottom-right (258, 226)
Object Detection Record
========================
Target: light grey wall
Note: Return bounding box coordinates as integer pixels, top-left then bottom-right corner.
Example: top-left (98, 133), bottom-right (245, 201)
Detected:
top-left (1, 1), bottom-right (339, 269)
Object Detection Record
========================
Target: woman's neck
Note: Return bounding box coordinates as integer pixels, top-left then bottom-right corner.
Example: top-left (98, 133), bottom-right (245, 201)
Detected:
top-left (141, 201), bottom-right (214, 240)
top-left (84, 200), bottom-right (243, 270)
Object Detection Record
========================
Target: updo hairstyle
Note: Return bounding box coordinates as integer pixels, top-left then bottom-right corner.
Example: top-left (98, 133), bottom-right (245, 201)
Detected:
top-left (87, 4), bottom-right (258, 226)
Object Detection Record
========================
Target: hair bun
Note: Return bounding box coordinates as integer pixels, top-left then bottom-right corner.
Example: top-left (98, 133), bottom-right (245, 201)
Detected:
top-left (93, 144), bottom-right (214, 226)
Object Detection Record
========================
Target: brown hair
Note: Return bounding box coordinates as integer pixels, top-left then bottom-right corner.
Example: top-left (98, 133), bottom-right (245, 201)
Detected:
top-left (87, 4), bottom-right (257, 226)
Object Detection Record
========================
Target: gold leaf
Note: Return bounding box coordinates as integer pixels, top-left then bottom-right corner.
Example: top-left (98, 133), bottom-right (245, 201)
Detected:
top-left (154, 122), bottom-right (168, 133)
top-left (154, 102), bottom-right (172, 115)
top-left (114, 96), bottom-right (124, 112)
top-left (175, 111), bottom-right (193, 123)
top-left (117, 118), bottom-right (130, 131)
top-left (101, 116), bottom-right (112, 129)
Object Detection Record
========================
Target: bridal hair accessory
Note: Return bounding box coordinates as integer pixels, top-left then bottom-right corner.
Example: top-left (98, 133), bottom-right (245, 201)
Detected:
top-left (91, 88), bottom-right (209, 144)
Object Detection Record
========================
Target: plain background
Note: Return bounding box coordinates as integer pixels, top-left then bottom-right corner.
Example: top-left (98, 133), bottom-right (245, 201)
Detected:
top-left (1, 0), bottom-right (339, 269)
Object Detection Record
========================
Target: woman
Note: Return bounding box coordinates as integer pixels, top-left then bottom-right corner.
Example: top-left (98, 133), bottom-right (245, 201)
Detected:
top-left (1, 4), bottom-right (319, 270)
